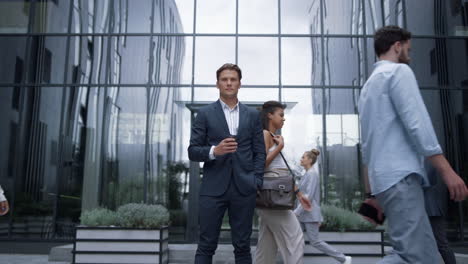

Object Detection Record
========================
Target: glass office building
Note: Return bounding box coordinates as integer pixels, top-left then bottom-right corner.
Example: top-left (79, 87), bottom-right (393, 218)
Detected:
top-left (0, 0), bottom-right (467, 247)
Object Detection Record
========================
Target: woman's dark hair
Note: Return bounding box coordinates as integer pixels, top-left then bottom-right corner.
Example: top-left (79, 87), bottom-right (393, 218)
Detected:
top-left (374, 25), bottom-right (412, 57)
top-left (260, 101), bottom-right (286, 130)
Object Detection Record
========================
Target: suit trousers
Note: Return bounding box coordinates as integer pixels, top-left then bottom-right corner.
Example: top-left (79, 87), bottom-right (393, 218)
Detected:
top-left (429, 216), bottom-right (456, 264)
top-left (376, 174), bottom-right (439, 264)
top-left (195, 178), bottom-right (256, 264)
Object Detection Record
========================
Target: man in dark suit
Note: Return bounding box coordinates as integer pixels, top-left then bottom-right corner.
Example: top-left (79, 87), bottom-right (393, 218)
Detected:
top-left (188, 63), bottom-right (266, 264)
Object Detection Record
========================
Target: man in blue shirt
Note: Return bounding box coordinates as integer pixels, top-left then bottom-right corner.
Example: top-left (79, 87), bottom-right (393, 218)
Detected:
top-left (358, 25), bottom-right (468, 263)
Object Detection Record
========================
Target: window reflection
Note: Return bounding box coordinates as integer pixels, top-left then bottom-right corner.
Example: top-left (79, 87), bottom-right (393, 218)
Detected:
top-left (322, 0), bottom-right (364, 35)
top-left (281, 0), bottom-right (317, 34)
top-left (0, 1), bottom-right (30, 33)
top-left (238, 37), bottom-right (279, 85)
top-left (323, 38), bottom-right (365, 86)
top-left (239, 0), bottom-right (278, 34)
top-left (323, 89), bottom-right (361, 210)
top-left (194, 37), bottom-right (235, 84)
top-left (196, 0), bottom-right (235, 33)
top-left (281, 38), bottom-right (316, 85)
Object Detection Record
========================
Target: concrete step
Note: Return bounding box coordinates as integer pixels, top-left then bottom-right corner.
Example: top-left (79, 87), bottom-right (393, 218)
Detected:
top-left (48, 244), bottom-right (73, 263)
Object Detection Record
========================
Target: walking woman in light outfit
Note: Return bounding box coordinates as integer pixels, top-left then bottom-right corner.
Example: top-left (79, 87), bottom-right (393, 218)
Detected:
top-left (295, 149), bottom-right (352, 264)
top-left (255, 100), bottom-right (311, 264)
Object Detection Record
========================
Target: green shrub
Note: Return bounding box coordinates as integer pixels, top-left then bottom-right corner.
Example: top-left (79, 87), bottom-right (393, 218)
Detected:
top-left (80, 208), bottom-right (118, 227)
top-left (321, 204), bottom-right (374, 231)
top-left (116, 203), bottom-right (170, 228)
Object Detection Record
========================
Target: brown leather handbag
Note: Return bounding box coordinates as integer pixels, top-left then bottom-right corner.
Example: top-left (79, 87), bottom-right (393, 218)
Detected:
top-left (256, 152), bottom-right (296, 210)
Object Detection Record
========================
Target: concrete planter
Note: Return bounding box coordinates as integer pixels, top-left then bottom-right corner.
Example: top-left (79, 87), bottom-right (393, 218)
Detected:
top-left (303, 230), bottom-right (385, 264)
top-left (73, 226), bottom-right (169, 264)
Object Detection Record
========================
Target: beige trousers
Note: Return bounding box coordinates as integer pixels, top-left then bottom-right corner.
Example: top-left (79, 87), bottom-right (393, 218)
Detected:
top-left (255, 170), bottom-right (304, 264)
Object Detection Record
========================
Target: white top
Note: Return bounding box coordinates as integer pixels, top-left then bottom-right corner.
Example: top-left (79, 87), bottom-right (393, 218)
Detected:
top-left (0, 185), bottom-right (6, 202)
top-left (294, 168), bottom-right (323, 223)
top-left (266, 144), bottom-right (286, 170)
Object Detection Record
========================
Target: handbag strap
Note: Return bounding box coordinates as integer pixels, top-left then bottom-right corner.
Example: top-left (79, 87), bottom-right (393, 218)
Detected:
top-left (269, 132), bottom-right (295, 180)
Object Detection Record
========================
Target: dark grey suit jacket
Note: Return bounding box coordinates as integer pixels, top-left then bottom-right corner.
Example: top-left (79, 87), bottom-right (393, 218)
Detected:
top-left (188, 100), bottom-right (266, 196)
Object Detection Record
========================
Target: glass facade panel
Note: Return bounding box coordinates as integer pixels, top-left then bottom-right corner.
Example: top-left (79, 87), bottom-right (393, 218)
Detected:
top-left (322, 0), bottom-right (364, 35)
top-left (126, 0), bottom-right (153, 33)
top-left (364, 0), bottom-right (384, 34)
top-left (196, 0), bottom-right (236, 33)
top-left (239, 87), bottom-right (279, 102)
top-left (446, 0), bottom-right (468, 36)
top-left (193, 87), bottom-right (219, 102)
top-left (410, 38), bottom-right (441, 87)
top-left (447, 40), bottom-right (468, 88)
top-left (281, 38), bottom-right (318, 86)
top-left (406, 0), bottom-right (437, 36)
top-left (239, 0), bottom-right (278, 34)
top-left (280, 0), bottom-right (317, 34)
top-left (30, 0), bottom-right (71, 33)
top-left (323, 89), bottom-right (362, 210)
top-left (324, 38), bottom-right (366, 86)
top-left (238, 37), bottom-right (279, 85)
top-left (0, 37), bottom-right (28, 84)
top-left (0, 0), bottom-right (31, 33)
top-left (0, 36), bottom-right (67, 84)
top-left (194, 37), bottom-right (235, 84)
top-left (174, 0), bottom-right (194, 33)
top-left (366, 37), bottom-right (376, 78)
top-left (281, 88), bottom-right (323, 164)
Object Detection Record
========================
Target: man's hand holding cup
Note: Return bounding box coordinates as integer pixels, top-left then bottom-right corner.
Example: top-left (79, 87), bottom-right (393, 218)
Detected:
top-left (214, 135), bottom-right (238, 156)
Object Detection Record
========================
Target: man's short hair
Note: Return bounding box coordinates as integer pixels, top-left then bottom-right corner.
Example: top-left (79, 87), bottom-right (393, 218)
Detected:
top-left (216, 63), bottom-right (242, 81)
top-left (374, 26), bottom-right (412, 57)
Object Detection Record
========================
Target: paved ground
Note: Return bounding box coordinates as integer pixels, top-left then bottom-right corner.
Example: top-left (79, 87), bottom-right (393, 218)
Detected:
top-left (2, 252), bottom-right (468, 264)
top-left (0, 254), bottom-right (68, 264)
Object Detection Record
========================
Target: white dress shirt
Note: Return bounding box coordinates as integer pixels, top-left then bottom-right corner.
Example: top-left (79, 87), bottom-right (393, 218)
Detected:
top-left (209, 99), bottom-right (239, 159)
top-left (358, 60), bottom-right (442, 195)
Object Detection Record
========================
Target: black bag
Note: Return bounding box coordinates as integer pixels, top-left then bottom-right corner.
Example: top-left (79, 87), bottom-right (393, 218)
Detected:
top-left (256, 152), bottom-right (296, 210)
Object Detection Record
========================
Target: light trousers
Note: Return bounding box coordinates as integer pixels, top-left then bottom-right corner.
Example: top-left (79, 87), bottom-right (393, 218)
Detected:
top-left (302, 222), bottom-right (346, 263)
top-left (255, 209), bottom-right (304, 264)
top-left (376, 174), bottom-right (439, 264)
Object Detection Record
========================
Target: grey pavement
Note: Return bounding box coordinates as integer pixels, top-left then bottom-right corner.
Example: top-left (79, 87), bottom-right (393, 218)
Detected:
top-left (0, 254), bottom-right (68, 264)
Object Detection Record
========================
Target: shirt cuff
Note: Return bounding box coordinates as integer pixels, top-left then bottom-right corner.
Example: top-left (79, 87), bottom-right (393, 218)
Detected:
top-left (209, 146), bottom-right (216, 160)
top-left (422, 144), bottom-right (443, 157)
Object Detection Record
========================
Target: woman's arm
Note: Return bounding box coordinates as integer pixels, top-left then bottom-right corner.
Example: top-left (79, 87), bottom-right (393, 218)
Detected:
top-left (263, 130), bottom-right (283, 168)
top-left (307, 170), bottom-right (319, 202)
top-left (294, 173), bottom-right (313, 214)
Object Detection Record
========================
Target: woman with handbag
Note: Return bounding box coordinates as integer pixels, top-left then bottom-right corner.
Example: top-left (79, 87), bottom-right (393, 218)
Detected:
top-left (255, 101), bottom-right (311, 264)
top-left (295, 149), bottom-right (352, 264)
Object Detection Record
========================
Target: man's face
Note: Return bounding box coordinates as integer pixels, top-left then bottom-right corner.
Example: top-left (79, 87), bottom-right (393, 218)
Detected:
top-left (217, 69), bottom-right (241, 99)
top-left (397, 40), bottom-right (411, 65)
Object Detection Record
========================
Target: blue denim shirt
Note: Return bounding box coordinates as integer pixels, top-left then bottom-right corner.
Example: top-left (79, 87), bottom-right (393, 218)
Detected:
top-left (358, 60), bottom-right (443, 195)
